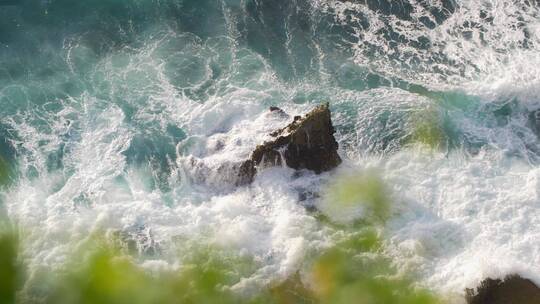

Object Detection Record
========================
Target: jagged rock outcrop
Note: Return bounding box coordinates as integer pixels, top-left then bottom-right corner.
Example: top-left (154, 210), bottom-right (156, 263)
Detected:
top-left (465, 275), bottom-right (540, 304)
top-left (238, 103), bottom-right (341, 184)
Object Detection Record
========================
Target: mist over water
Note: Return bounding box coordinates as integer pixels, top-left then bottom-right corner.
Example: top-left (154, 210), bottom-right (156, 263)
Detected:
top-left (0, 0), bottom-right (539, 302)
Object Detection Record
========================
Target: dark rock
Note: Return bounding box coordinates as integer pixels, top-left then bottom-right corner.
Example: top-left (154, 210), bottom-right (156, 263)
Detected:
top-left (184, 156), bottom-right (252, 190)
top-left (269, 106), bottom-right (289, 118)
top-left (239, 103), bottom-right (341, 184)
top-left (465, 275), bottom-right (540, 304)
top-left (234, 160), bottom-right (257, 186)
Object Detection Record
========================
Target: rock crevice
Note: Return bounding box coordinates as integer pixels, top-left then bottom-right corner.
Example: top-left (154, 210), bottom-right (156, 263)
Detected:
top-left (238, 103), bottom-right (342, 184)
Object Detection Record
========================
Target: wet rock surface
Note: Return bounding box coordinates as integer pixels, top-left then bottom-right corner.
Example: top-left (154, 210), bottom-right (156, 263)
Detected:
top-left (239, 104), bottom-right (342, 184)
top-left (465, 275), bottom-right (540, 304)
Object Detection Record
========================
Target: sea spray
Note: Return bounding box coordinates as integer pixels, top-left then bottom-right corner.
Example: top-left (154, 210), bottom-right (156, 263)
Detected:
top-left (0, 0), bottom-right (539, 302)
top-left (316, 171), bottom-right (390, 225)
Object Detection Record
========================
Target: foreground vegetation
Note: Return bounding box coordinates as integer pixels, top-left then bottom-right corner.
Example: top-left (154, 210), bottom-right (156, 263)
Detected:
top-left (0, 173), bottom-right (443, 304)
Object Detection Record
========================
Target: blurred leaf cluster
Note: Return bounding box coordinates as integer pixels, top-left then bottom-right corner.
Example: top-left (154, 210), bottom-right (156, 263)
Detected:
top-left (0, 228), bottom-right (442, 304)
top-left (0, 171), bottom-right (443, 304)
top-left (308, 230), bottom-right (440, 304)
top-left (319, 173), bottom-right (391, 225)
top-left (407, 107), bottom-right (446, 150)
top-left (0, 230), bottom-right (22, 304)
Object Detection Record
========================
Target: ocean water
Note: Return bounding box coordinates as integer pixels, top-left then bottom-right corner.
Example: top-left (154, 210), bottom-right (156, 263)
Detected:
top-left (0, 0), bottom-right (539, 302)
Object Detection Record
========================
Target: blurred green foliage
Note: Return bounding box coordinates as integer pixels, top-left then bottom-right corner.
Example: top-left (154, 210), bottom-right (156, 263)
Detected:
top-left (46, 249), bottom-right (163, 304)
top-left (310, 172), bottom-right (442, 304)
top-left (0, 229), bottom-right (22, 304)
top-left (309, 231), bottom-right (440, 304)
top-left (319, 173), bottom-right (391, 225)
top-left (41, 236), bottom-right (255, 304)
top-left (407, 108), bottom-right (446, 149)
top-left (0, 171), bottom-right (443, 304)
top-left (252, 229), bottom-right (441, 304)
top-left (0, 229), bottom-right (443, 304)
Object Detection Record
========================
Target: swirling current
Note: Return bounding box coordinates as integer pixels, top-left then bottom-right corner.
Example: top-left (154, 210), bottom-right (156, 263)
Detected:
top-left (0, 0), bottom-right (539, 303)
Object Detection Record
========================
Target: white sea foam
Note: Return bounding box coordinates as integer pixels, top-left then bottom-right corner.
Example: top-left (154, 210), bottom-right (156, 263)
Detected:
top-left (377, 148), bottom-right (540, 295)
top-left (309, 2), bottom-right (540, 294)
top-left (3, 54), bottom-right (334, 296)
top-left (315, 0), bottom-right (540, 94)
top-left (2, 1), bottom-right (540, 302)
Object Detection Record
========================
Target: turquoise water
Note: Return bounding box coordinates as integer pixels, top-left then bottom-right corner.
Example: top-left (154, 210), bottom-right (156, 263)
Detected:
top-left (1, 0), bottom-right (540, 302)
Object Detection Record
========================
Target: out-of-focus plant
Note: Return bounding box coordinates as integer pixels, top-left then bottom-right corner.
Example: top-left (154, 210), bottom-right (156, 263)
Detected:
top-left (4, 227), bottom-right (444, 304)
top-left (406, 107), bottom-right (446, 150)
top-left (251, 229), bottom-right (441, 304)
top-left (251, 273), bottom-right (315, 304)
top-left (317, 172), bottom-right (390, 226)
top-left (165, 242), bottom-right (257, 304)
top-left (2, 168), bottom-right (445, 304)
top-left (0, 228), bottom-right (23, 304)
top-left (307, 171), bottom-right (443, 304)
top-left (308, 230), bottom-right (440, 304)
top-left (41, 234), bottom-right (255, 304)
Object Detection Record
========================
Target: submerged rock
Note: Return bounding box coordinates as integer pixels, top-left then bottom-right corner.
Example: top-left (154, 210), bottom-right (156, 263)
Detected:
top-left (465, 275), bottom-right (540, 304)
top-left (529, 110), bottom-right (540, 136)
top-left (238, 104), bottom-right (341, 184)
